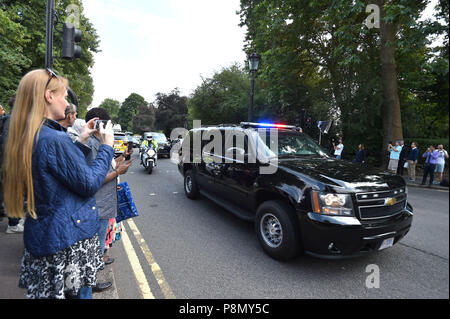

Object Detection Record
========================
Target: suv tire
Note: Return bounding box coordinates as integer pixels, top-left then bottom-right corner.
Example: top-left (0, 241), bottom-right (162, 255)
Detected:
top-left (184, 170), bottom-right (199, 199)
top-left (255, 200), bottom-right (302, 261)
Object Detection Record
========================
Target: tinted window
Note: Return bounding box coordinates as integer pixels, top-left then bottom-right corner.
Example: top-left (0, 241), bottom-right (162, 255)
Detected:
top-left (251, 130), bottom-right (329, 158)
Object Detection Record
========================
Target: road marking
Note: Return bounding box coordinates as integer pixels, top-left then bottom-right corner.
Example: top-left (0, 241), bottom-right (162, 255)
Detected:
top-left (127, 219), bottom-right (176, 299)
top-left (121, 225), bottom-right (155, 299)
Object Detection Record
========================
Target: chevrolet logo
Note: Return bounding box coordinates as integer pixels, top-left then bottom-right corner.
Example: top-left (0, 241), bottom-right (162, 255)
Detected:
top-left (385, 197), bottom-right (397, 206)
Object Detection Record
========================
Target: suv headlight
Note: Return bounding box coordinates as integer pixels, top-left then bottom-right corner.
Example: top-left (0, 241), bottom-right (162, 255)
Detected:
top-left (312, 191), bottom-right (354, 217)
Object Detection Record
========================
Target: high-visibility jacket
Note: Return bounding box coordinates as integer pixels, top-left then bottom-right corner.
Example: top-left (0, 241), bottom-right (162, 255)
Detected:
top-left (141, 139), bottom-right (158, 150)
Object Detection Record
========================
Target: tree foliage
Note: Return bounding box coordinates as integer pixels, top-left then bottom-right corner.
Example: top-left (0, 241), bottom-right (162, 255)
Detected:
top-left (98, 98), bottom-right (121, 121)
top-left (117, 93), bottom-right (147, 132)
top-left (188, 63), bottom-right (272, 126)
top-left (237, 0), bottom-right (448, 164)
top-left (0, 0), bottom-right (99, 117)
top-left (132, 103), bottom-right (156, 134)
top-left (154, 88), bottom-right (188, 136)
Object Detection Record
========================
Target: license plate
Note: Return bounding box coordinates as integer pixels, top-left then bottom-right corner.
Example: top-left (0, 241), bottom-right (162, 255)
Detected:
top-left (379, 237), bottom-right (394, 250)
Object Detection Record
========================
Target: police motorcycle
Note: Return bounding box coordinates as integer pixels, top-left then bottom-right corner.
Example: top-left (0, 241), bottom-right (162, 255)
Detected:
top-left (139, 135), bottom-right (158, 174)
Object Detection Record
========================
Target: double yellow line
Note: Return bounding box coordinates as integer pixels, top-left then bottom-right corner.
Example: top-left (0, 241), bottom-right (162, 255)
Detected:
top-left (121, 219), bottom-right (175, 299)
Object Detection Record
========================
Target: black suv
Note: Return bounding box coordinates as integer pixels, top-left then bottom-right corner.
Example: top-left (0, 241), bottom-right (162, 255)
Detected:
top-left (178, 123), bottom-right (413, 260)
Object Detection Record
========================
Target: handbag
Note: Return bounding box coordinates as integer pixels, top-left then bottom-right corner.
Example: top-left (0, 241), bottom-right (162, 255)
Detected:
top-left (116, 182), bottom-right (139, 223)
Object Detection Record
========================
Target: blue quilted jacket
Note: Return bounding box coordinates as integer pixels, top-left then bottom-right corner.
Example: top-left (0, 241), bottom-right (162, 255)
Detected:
top-left (23, 119), bottom-right (114, 257)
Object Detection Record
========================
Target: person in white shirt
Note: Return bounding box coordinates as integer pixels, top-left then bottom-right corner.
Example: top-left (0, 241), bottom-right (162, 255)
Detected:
top-left (333, 138), bottom-right (344, 159)
top-left (434, 144), bottom-right (449, 184)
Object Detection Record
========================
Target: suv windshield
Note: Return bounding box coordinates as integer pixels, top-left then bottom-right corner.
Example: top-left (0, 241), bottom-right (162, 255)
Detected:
top-left (251, 130), bottom-right (329, 158)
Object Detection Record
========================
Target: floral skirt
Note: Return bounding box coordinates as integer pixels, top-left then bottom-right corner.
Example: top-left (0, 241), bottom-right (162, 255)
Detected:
top-left (18, 235), bottom-right (104, 299)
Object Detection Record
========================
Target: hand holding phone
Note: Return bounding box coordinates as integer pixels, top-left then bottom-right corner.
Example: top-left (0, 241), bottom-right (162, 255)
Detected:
top-left (94, 120), bottom-right (108, 130)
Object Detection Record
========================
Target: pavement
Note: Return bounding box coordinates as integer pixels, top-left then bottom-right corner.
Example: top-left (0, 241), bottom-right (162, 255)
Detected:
top-left (0, 216), bottom-right (119, 299)
top-left (403, 176), bottom-right (449, 191)
top-left (0, 173), bottom-right (447, 300)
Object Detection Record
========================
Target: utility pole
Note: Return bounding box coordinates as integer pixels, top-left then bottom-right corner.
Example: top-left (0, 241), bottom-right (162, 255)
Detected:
top-left (45, 0), bottom-right (81, 107)
top-left (45, 0), bottom-right (55, 69)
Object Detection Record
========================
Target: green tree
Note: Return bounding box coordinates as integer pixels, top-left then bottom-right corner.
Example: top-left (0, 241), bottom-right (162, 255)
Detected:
top-left (98, 98), bottom-right (121, 121)
top-left (0, 0), bottom-right (100, 117)
top-left (188, 63), bottom-right (270, 126)
top-left (132, 103), bottom-right (156, 134)
top-left (154, 88), bottom-right (188, 136)
top-left (0, 8), bottom-right (31, 109)
top-left (118, 93), bottom-right (147, 131)
top-left (238, 0), bottom-right (447, 164)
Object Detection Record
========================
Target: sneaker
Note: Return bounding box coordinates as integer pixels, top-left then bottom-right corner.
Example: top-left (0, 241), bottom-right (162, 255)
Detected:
top-left (6, 223), bottom-right (24, 234)
top-left (432, 181), bottom-right (440, 185)
top-left (18, 218), bottom-right (25, 226)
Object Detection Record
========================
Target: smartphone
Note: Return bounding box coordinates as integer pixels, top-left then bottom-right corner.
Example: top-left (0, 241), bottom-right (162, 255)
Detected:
top-left (94, 120), bottom-right (108, 130)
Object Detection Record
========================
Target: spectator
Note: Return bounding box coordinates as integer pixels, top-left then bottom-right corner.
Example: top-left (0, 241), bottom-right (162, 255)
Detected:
top-left (434, 144), bottom-right (449, 184)
top-left (407, 142), bottom-right (419, 182)
top-left (58, 103), bottom-right (77, 129)
top-left (327, 138), bottom-right (335, 155)
top-left (85, 108), bottom-right (132, 262)
top-left (333, 138), bottom-right (344, 159)
top-left (67, 118), bottom-right (86, 142)
top-left (388, 141), bottom-right (401, 174)
top-left (421, 145), bottom-right (439, 186)
top-left (397, 140), bottom-right (409, 176)
top-left (0, 96), bottom-right (23, 233)
top-left (353, 144), bottom-right (366, 164)
top-left (62, 108), bottom-right (115, 294)
top-left (2, 69), bottom-right (114, 299)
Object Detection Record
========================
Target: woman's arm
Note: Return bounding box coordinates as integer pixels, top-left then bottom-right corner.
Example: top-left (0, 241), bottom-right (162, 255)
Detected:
top-left (45, 134), bottom-right (115, 198)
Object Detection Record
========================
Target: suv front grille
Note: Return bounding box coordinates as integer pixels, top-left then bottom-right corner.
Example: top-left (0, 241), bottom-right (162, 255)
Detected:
top-left (355, 188), bottom-right (407, 220)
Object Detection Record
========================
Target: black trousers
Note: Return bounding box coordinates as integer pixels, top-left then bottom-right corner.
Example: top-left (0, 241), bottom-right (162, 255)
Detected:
top-left (421, 163), bottom-right (436, 185)
top-left (0, 181), bottom-right (20, 226)
top-left (397, 159), bottom-right (406, 175)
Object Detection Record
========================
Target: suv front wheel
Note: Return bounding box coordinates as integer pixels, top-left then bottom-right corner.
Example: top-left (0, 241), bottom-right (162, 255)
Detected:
top-left (255, 200), bottom-right (302, 261)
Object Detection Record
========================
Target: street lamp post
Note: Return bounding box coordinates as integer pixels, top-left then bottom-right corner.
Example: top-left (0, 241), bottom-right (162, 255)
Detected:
top-left (248, 53), bottom-right (260, 122)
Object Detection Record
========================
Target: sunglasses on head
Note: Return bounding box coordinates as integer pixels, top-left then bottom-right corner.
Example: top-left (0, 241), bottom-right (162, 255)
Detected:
top-left (45, 68), bottom-right (59, 89)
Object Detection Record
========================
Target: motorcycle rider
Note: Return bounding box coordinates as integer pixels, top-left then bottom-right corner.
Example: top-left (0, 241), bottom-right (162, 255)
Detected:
top-left (140, 133), bottom-right (158, 164)
top-left (140, 133), bottom-right (158, 151)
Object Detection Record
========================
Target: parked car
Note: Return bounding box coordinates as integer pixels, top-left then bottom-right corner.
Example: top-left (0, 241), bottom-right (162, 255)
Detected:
top-left (133, 134), bottom-right (142, 147)
top-left (178, 122), bottom-right (413, 261)
top-left (114, 132), bottom-right (131, 159)
top-left (151, 132), bottom-right (171, 158)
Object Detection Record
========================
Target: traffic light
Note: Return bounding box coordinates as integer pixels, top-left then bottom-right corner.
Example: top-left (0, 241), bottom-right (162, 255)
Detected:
top-left (62, 23), bottom-right (82, 60)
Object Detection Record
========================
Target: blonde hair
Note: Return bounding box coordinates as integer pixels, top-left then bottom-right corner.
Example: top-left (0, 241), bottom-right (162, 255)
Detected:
top-left (3, 69), bottom-right (68, 219)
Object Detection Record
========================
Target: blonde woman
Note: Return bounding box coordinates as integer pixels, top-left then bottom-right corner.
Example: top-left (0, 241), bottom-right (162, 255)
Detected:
top-left (3, 69), bottom-right (115, 299)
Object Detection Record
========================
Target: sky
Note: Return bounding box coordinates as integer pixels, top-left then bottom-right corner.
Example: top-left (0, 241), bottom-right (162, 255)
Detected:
top-left (83, 0), bottom-right (247, 108)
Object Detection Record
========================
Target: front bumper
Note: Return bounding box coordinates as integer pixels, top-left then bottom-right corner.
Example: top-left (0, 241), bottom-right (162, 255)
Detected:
top-left (298, 204), bottom-right (413, 259)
